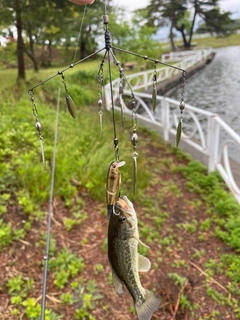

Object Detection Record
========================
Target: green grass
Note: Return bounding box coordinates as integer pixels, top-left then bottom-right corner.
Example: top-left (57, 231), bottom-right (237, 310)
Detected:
top-left (1, 62), bottom-right (240, 319)
top-left (174, 32), bottom-right (240, 49)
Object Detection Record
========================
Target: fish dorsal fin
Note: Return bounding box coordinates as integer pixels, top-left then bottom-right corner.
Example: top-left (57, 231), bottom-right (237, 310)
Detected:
top-left (133, 236), bottom-right (150, 248)
top-left (112, 269), bottom-right (124, 294)
top-left (138, 254), bottom-right (151, 273)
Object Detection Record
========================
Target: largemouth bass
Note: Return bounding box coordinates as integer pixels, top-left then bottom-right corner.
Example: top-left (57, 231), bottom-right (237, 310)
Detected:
top-left (108, 195), bottom-right (160, 320)
top-left (106, 161), bottom-right (125, 219)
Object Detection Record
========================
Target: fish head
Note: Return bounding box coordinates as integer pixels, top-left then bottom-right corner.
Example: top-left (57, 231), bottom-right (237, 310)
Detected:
top-left (108, 161), bottom-right (125, 178)
top-left (114, 195), bottom-right (137, 239)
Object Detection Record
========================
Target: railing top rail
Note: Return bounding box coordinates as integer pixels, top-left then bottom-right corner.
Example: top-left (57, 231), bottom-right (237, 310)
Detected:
top-left (161, 47), bottom-right (213, 62)
top-left (122, 90), bottom-right (217, 117)
top-left (215, 116), bottom-right (240, 144)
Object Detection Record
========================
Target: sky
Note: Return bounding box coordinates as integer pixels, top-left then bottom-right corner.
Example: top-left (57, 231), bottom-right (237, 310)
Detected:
top-left (115, 0), bottom-right (240, 19)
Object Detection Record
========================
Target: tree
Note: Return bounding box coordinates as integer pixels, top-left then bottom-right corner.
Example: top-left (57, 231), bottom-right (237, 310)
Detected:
top-left (0, 0), bottom-right (26, 79)
top-left (0, 0), bottom-right (117, 78)
top-left (143, 0), bottom-right (187, 51)
top-left (145, 0), bottom-right (235, 50)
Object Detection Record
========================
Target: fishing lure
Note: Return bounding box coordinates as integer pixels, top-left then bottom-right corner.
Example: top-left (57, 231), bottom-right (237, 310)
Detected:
top-left (106, 160), bottom-right (125, 219)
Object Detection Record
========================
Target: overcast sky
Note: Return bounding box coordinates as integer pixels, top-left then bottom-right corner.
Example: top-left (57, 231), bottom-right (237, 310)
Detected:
top-left (115, 0), bottom-right (240, 19)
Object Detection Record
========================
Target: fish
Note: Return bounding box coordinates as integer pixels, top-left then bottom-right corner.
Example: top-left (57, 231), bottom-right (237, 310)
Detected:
top-left (106, 161), bottom-right (125, 219)
top-left (108, 195), bottom-right (160, 320)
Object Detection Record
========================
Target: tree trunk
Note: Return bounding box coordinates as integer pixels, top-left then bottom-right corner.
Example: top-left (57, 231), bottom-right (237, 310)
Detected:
top-left (188, 8), bottom-right (197, 48)
top-left (25, 24), bottom-right (39, 72)
top-left (80, 40), bottom-right (86, 59)
top-left (175, 24), bottom-right (188, 48)
top-left (169, 19), bottom-right (176, 52)
top-left (47, 40), bottom-right (52, 66)
top-left (14, 0), bottom-right (25, 80)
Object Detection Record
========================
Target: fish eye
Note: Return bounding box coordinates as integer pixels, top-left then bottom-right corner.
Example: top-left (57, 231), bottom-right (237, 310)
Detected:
top-left (119, 216), bottom-right (126, 223)
top-left (112, 164), bottom-right (116, 169)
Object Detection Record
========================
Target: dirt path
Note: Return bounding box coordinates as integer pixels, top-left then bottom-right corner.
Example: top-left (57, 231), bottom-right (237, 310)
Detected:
top-left (0, 137), bottom-right (239, 320)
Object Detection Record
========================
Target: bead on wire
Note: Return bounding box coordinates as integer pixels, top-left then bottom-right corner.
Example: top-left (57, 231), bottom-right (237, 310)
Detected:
top-left (131, 94), bottom-right (138, 193)
top-left (118, 67), bottom-right (125, 130)
top-left (28, 89), bottom-right (46, 169)
top-left (98, 58), bottom-right (105, 135)
top-left (152, 62), bottom-right (157, 112)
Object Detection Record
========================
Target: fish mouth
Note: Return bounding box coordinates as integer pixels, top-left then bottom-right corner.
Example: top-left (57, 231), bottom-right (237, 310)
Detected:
top-left (115, 195), bottom-right (134, 216)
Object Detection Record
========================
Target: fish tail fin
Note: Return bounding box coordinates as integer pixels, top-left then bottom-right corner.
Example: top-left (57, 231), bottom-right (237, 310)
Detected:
top-left (135, 290), bottom-right (160, 320)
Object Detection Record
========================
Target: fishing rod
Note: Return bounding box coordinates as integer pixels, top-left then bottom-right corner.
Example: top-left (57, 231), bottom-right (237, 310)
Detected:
top-left (40, 88), bottom-right (60, 320)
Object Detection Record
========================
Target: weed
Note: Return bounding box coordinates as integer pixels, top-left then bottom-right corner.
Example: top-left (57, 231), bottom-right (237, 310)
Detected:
top-left (182, 219), bottom-right (198, 233)
top-left (180, 293), bottom-right (191, 310)
top-left (73, 279), bottom-right (103, 319)
top-left (93, 263), bottom-right (104, 275)
top-left (22, 298), bottom-right (41, 319)
top-left (171, 259), bottom-right (186, 268)
top-left (39, 233), bottom-right (56, 256)
top-left (200, 218), bottom-right (212, 231)
top-left (8, 275), bottom-right (25, 295)
top-left (167, 272), bottom-right (187, 287)
top-left (220, 254), bottom-right (240, 282)
top-left (49, 247), bottom-right (85, 289)
top-left (12, 228), bottom-right (26, 241)
top-left (0, 219), bottom-right (12, 248)
top-left (60, 292), bottom-right (75, 304)
top-left (191, 249), bottom-right (206, 259)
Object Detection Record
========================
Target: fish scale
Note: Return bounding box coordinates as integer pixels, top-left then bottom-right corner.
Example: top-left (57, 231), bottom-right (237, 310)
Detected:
top-left (113, 237), bottom-right (145, 303)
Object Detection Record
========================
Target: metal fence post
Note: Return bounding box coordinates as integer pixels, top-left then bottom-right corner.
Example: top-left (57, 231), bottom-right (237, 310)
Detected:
top-left (208, 116), bottom-right (220, 173)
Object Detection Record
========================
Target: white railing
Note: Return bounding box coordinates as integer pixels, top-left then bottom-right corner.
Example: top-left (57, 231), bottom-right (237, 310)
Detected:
top-left (104, 90), bottom-right (240, 205)
top-left (107, 49), bottom-right (212, 94)
top-left (161, 47), bottom-right (213, 63)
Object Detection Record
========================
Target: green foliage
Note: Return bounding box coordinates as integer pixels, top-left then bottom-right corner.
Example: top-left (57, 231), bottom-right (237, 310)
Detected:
top-left (220, 254), bottom-right (240, 282)
top-left (0, 219), bottom-right (12, 248)
top-left (72, 279), bottom-right (103, 319)
top-left (93, 263), bottom-right (104, 275)
top-left (8, 275), bottom-right (25, 296)
top-left (49, 247), bottom-right (85, 289)
top-left (167, 272), bottom-right (187, 287)
top-left (180, 293), bottom-right (191, 310)
top-left (176, 160), bottom-right (240, 252)
top-left (64, 212), bottom-right (87, 231)
top-left (7, 274), bottom-right (35, 312)
top-left (182, 219), bottom-right (198, 233)
top-left (22, 298), bottom-right (41, 319)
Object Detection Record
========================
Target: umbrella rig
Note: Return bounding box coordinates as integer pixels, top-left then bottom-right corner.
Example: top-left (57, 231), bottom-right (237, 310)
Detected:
top-left (28, 6), bottom-right (187, 320)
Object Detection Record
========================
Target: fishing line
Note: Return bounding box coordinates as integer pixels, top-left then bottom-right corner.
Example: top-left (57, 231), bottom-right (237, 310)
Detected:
top-left (107, 51), bottom-right (117, 141)
top-left (40, 88), bottom-right (60, 320)
top-left (73, 4), bottom-right (88, 63)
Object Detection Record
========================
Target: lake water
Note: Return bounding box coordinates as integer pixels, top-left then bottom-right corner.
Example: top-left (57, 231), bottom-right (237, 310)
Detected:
top-left (170, 45), bottom-right (240, 135)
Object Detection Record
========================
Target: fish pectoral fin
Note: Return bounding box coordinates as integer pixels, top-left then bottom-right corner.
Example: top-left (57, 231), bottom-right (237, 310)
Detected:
top-left (112, 269), bottom-right (124, 294)
top-left (135, 290), bottom-right (161, 320)
top-left (138, 254), bottom-right (151, 272)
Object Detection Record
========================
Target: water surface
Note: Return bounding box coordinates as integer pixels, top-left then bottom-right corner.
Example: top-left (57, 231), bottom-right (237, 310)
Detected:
top-left (170, 45), bottom-right (240, 135)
